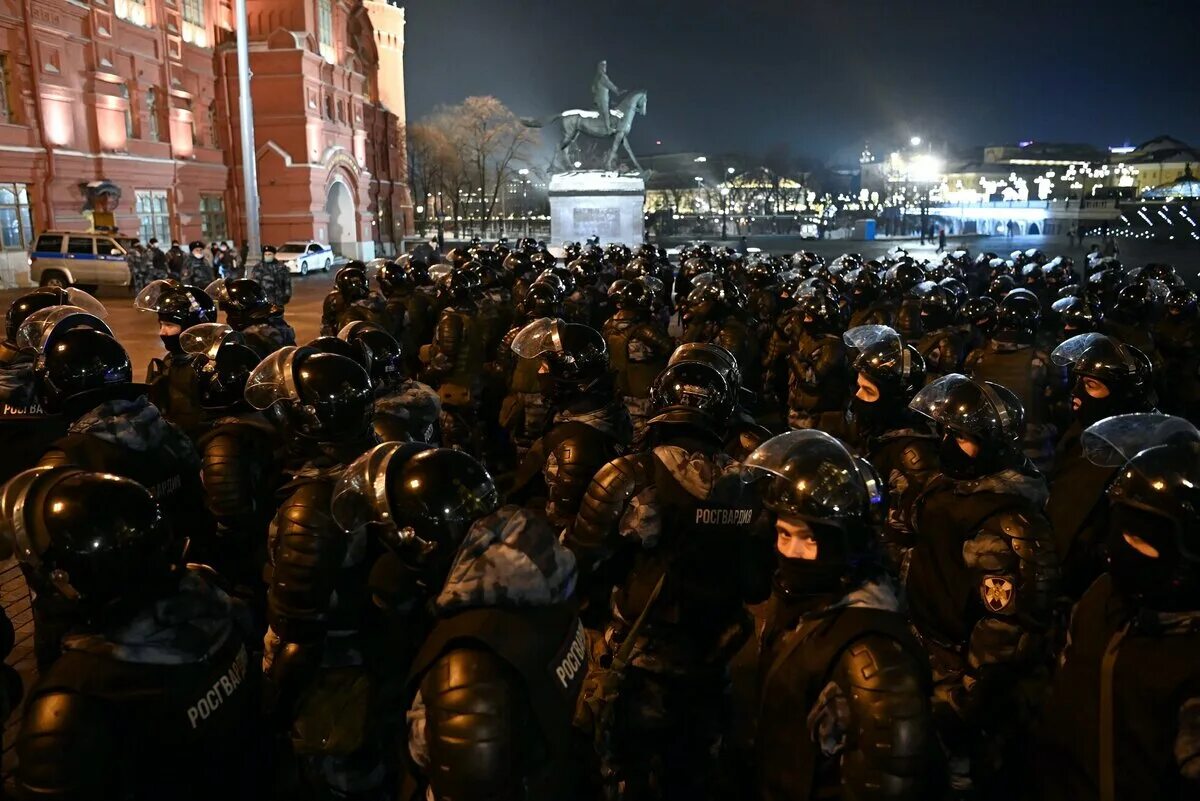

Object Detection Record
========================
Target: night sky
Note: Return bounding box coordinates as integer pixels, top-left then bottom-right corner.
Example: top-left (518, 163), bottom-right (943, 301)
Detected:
top-left (402, 0), bottom-right (1200, 165)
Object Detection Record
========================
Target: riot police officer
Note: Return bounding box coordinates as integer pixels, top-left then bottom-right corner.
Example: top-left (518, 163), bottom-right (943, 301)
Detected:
top-left (328, 444), bottom-right (585, 801)
top-left (0, 290), bottom-right (107, 482)
top-left (965, 289), bottom-right (1063, 474)
top-left (843, 325), bottom-right (939, 571)
top-left (783, 292), bottom-right (851, 434)
top-left (847, 264), bottom-right (894, 328)
top-left (666, 342), bottom-right (771, 460)
top-left (134, 279), bottom-right (219, 437)
top-left (338, 321), bottom-right (442, 444)
top-left (569, 359), bottom-right (773, 801)
top-left (423, 267), bottom-right (489, 455)
top-left (18, 310), bottom-right (208, 665)
top-left (905, 373), bottom-right (1060, 795)
top-left (508, 318), bottom-right (630, 529)
top-left (604, 278), bottom-right (674, 441)
top-left (246, 345), bottom-right (382, 798)
top-left (1154, 286), bottom-right (1200, 422)
top-left (746, 429), bottom-right (935, 801)
top-left (1036, 413), bottom-right (1200, 801)
top-left (915, 281), bottom-right (969, 380)
top-left (1045, 333), bottom-right (1156, 599)
top-left (211, 277), bottom-right (297, 358)
top-left (497, 279), bottom-right (564, 460)
top-left (182, 239), bottom-right (215, 286)
top-left (384, 255), bottom-right (439, 376)
top-left (680, 276), bottom-right (762, 394)
top-left (322, 262), bottom-right (389, 336)
top-left (181, 322), bottom-right (284, 603)
top-left (0, 468), bottom-right (259, 801)
top-left (255, 243), bottom-right (293, 308)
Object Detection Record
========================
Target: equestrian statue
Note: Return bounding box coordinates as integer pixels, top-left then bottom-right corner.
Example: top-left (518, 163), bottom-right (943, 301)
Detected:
top-left (522, 60), bottom-right (648, 174)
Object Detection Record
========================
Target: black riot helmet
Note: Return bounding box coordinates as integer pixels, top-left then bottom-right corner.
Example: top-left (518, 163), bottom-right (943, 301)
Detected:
top-left (647, 360), bottom-right (735, 429)
top-left (845, 325), bottom-right (927, 402)
top-left (1108, 281), bottom-right (1167, 326)
top-left (994, 289), bottom-right (1041, 343)
top-left (307, 335), bottom-right (371, 372)
top-left (884, 261), bottom-right (925, 297)
top-left (961, 296), bottom-right (998, 335)
top-left (910, 373), bottom-right (1025, 479)
top-left (245, 346), bottom-right (373, 442)
top-left (522, 279), bottom-right (564, 319)
top-left (987, 274), bottom-right (1016, 302)
top-left (848, 267), bottom-right (883, 307)
top-left (27, 314), bottom-right (131, 414)
top-left (1135, 263), bottom-right (1179, 286)
top-left (1052, 333), bottom-right (1155, 425)
top-left (216, 278), bottom-right (275, 328)
top-left (511, 317), bottom-right (609, 403)
top-left (443, 265), bottom-right (482, 308)
top-left (616, 278), bottom-right (653, 312)
top-left (745, 430), bottom-right (885, 583)
top-left (1082, 414), bottom-right (1200, 610)
top-left (339, 321), bottom-right (406, 395)
top-left (796, 291), bottom-right (845, 336)
top-left (682, 278), bottom-right (730, 324)
top-left (1051, 295), bottom-right (1099, 336)
top-left (844, 325), bottom-right (926, 437)
top-left (376, 261), bottom-right (411, 297)
top-left (335, 264), bottom-right (370, 302)
top-left (6, 287), bottom-right (107, 346)
top-left (331, 443), bottom-right (499, 586)
top-left (0, 467), bottom-right (174, 615)
top-left (135, 279), bottom-right (217, 329)
top-left (667, 342), bottom-right (750, 411)
top-left (916, 281), bottom-right (959, 330)
top-left (1166, 286), bottom-right (1197, 318)
top-left (179, 323), bottom-right (260, 412)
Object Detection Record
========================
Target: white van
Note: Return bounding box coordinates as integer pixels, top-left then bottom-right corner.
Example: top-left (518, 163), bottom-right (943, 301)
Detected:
top-left (29, 230), bottom-right (138, 291)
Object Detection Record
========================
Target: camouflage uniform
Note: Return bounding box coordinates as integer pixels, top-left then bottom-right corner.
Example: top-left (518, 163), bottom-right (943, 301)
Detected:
top-left (146, 246), bottom-right (170, 282)
top-left (255, 259), bottom-right (294, 308)
top-left (372, 380), bottom-right (442, 445)
top-left (181, 253), bottom-right (215, 286)
top-left (240, 314), bottom-right (297, 359)
top-left (126, 246), bottom-right (149, 292)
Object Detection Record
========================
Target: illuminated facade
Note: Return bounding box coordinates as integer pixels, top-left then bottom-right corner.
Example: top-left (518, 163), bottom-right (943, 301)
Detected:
top-left (0, 0), bottom-right (411, 283)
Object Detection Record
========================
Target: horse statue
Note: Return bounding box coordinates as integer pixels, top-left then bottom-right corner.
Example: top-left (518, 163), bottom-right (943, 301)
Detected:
top-left (522, 89), bottom-right (648, 174)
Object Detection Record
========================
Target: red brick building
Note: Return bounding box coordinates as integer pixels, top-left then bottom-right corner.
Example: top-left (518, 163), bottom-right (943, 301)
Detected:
top-left (0, 0), bottom-right (412, 284)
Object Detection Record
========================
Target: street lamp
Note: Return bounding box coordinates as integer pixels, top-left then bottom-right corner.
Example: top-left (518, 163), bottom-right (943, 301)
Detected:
top-left (910, 136), bottom-right (922, 147)
top-left (907, 154), bottom-right (944, 244)
top-left (518, 168), bottom-right (530, 236)
top-left (720, 185), bottom-right (731, 240)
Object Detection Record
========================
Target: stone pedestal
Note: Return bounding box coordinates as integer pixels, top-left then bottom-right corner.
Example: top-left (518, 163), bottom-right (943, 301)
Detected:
top-left (549, 171), bottom-right (645, 246)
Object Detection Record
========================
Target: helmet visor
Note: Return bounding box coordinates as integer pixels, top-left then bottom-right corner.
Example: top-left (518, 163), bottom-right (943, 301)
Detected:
top-left (331, 442), bottom-right (432, 533)
top-left (15, 307), bottom-right (114, 353)
top-left (744, 429), bottom-right (881, 518)
top-left (134, 279), bottom-right (184, 313)
top-left (244, 346), bottom-right (301, 410)
top-left (510, 317), bottom-right (566, 359)
top-left (55, 288), bottom-right (108, 319)
top-left (843, 324), bottom-right (901, 353)
top-left (205, 278), bottom-right (231, 305)
top-left (181, 323), bottom-right (238, 360)
top-left (1082, 413), bottom-right (1200, 468)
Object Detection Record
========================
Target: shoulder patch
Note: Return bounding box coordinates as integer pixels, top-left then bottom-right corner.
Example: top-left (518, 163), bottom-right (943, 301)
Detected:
top-left (981, 576), bottom-right (1016, 613)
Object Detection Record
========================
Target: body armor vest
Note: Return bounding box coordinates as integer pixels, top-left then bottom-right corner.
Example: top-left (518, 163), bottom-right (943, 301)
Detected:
top-left (1037, 575), bottom-right (1200, 801)
top-left (406, 603), bottom-right (586, 799)
top-left (757, 605), bottom-right (927, 801)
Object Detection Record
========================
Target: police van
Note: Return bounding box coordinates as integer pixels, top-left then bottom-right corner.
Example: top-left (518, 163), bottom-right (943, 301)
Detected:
top-left (28, 230), bottom-right (138, 292)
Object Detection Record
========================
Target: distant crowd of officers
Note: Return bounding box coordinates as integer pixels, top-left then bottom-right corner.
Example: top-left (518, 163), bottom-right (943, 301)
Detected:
top-left (0, 236), bottom-right (1197, 801)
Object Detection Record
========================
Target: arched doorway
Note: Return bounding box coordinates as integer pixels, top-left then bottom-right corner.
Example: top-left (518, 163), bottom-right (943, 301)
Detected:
top-left (326, 179), bottom-right (356, 257)
top-left (1028, 222), bottom-right (1040, 235)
